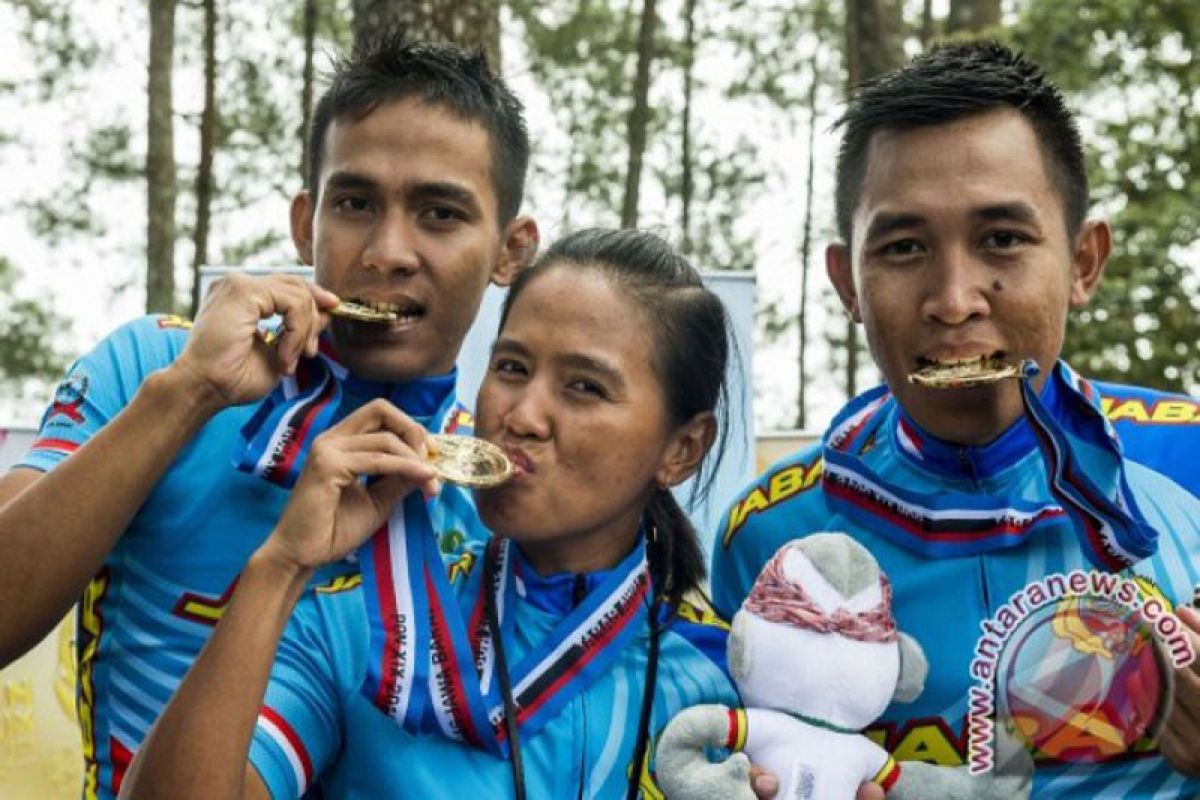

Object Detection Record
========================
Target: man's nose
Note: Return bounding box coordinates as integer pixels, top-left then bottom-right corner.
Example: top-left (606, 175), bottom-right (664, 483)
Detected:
top-left (362, 210), bottom-right (420, 276)
top-left (922, 247), bottom-right (990, 325)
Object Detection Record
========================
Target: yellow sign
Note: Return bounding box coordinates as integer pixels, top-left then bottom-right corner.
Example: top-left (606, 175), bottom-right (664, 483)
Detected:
top-left (0, 612), bottom-right (82, 799)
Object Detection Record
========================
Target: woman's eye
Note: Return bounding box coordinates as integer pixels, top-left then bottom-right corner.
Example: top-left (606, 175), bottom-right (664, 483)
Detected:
top-left (567, 378), bottom-right (606, 398)
top-left (492, 358), bottom-right (526, 376)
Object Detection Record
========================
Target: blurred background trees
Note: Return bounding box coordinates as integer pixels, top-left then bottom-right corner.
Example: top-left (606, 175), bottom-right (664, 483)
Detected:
top-left (0, 0), bottom-right (1196, 422)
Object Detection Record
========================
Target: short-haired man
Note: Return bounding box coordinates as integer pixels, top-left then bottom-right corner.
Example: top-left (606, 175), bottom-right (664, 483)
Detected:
top-left (713, 41), bottom-right (1200, 798)
top-left (0, 35), bottom-right (538, 798)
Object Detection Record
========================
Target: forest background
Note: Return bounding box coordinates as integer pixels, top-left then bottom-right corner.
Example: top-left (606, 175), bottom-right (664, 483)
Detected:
top-left (0, 0), bottom-right (1196, 431)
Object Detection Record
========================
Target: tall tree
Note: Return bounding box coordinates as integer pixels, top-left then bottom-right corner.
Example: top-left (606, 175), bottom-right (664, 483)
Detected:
top-left (351, 0), bottom-right (500, 68)
top-left (679, 0), bottom-right (697, 254)
top-left (300, 0), bottom-right (319, 185)
top-left (189, 0), bottom-right (218, 316)
top-left (795, 55), bottom-right (821, 430)
top-left (1010, 0), bottom-right (1200, 392)
top-left (0, 257), bottom-right (67, 390)
top-left (841, 0), bottom-right (904, 398)
top-left (621, 0), bottom-right (658, 229)
top-left (147, 0), bottom-right (179, 313)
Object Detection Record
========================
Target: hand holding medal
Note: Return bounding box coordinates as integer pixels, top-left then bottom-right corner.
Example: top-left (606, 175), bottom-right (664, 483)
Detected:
top-left (261, 400), bottom-right (441, 573)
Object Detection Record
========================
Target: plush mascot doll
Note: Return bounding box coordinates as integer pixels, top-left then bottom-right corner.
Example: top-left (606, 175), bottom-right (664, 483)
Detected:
top-left (657, 533), bottom-right (1032, 800)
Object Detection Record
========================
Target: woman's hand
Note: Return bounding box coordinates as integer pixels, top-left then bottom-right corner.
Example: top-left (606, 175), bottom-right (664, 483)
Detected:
top-left (257, 399), bottom-right (441, 573)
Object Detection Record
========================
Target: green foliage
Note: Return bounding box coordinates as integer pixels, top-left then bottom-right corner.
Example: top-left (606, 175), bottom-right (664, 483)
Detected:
top-left (1009, 0), bottom-right (1200, 392)
top-left (6, 0), bottom-right (104, 99)
top-left (510, 0), bottom-right (764, 268)
top-left (0, 256), bottom-right (68, 385)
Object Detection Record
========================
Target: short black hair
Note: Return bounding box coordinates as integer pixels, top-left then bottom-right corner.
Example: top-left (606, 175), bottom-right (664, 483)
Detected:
top-left (308, 32), bottom-right (529, 224)
top-left (500, 228), bottom-right (733, 604)
top-left (833, 40), bottom-right (1088, 241)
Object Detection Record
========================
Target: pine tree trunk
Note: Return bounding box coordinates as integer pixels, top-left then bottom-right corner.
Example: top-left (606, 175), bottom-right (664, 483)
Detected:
top-left (796, 59), bottom-right (820, 430)
top-left (621, 0), bottom-right (657, 229)
top-left (147, 0), bottom-right (177, 314)
top-left (679, 0), bottom-right (696, 254)
top-left (843, 0), bottom-right (904, 397)
top-left (947, 0), bottom-right (1001, 34)
top-left (300, 0), bottom-right (318, 186)
top-left (190, 0), bottom-right (217, 317)
top-left (920, 0), bottom-right (935, 48)
top-left (352, 0), bottom-right (501, 71)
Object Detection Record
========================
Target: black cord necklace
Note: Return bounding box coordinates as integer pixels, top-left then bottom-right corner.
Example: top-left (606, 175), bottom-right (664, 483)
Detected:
top-left (484, 548), bottom-right (663, 800)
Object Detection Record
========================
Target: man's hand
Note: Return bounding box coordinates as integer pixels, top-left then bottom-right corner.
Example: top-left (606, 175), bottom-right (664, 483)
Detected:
top-left (748, 765), bottom-right (884, 799)
top-left (1158, 604), bottom-right (1200, 776)
top-left (171, 274), bottom-right (339, 409)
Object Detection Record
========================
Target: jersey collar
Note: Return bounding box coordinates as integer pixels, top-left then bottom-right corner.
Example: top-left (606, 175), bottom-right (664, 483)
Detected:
top-left (890, 372), bottom-right (1065, 481)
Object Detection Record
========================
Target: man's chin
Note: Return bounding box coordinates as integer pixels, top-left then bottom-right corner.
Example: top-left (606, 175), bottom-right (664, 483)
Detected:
top-left (336, 350), bottom-right (436, 383)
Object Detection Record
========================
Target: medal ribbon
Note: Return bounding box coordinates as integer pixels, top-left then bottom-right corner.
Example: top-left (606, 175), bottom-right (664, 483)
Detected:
top-left (1019, 360), bottom-right (1157, 571)
top-left (358, 504), bottom-right (652, 757)
top-left (821, 361), bottom-right (1158, 571)
top-left (234, 337), bottom-right (460, 487)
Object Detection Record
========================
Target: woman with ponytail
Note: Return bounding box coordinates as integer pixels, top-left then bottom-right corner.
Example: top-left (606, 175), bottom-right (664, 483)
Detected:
top-left (124, 229), bottom-right (749, 800)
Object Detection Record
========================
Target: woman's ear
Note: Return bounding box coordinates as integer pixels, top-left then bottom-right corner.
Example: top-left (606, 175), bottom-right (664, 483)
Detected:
top-left (656, 412), bottom-right (717, 489)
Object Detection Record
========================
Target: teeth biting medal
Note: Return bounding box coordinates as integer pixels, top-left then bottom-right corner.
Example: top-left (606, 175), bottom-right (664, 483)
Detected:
top-left (427, 434), bottom-right (515, 488)
top-left (908, 355), bottom-right (1021, 389)
top-left (330, 300), bottom-right (400, 323)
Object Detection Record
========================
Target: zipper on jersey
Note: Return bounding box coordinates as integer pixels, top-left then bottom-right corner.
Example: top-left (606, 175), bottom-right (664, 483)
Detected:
top-left (956, 446), bottom-right (982, 489)
top-left (978, 556), bottom-right (992, 615)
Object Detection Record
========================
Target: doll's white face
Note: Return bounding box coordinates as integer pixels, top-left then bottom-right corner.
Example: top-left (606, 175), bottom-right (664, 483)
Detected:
top-left (732, 612), bottom-right (899, 730)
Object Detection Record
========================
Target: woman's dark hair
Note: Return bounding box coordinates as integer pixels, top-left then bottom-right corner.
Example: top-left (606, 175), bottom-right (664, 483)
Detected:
top-left (499, 228), bottom-right (733, 605)
top-left (308, 31), bottom-right (529, 224)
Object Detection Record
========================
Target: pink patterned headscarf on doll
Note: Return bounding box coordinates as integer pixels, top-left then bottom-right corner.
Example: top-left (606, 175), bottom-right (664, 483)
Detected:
top-left (743, 542), bottom-right (898, 643)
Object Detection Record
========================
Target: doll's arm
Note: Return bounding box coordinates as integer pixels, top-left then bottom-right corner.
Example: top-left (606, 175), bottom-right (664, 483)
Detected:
top-left (655, 705), bottom-right (757, 800)
top-left (886, 724), bottom-right (1032, 800)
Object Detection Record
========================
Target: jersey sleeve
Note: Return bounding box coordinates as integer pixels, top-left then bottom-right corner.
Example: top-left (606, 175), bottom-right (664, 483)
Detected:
top-left (248, 591), bottom-right (348, 799)
top-left (709, 447), bottom-right (828, 619)
top-left (15, 315), bottom-right (190, 473)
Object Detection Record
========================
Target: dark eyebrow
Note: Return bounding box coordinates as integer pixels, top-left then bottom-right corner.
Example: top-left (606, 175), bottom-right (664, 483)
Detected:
top-left (863, 212), bottom-right (926, 243)
top-left (973, 202), bottom-right (1040, 227)
top-left (322, 170), bottom-right (377, 193)
top-left (409, 181), bottom-right (481, 214)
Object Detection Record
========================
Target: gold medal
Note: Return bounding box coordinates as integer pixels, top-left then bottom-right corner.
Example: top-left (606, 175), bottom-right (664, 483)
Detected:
top-left (330, 301), bottom-right (399, 323)
top-left (427, 434), bottom-right (514, 488)
top-left (908, 356), bottom-right (1021, 389)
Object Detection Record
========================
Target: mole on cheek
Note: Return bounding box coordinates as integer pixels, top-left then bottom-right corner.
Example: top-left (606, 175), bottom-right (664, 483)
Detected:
top-left (992, 280), bottom-right (1004, 292)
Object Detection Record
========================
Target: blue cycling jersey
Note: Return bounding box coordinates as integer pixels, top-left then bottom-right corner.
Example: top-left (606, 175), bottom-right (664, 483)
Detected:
top-left (711, 370), bottom-right (1200, 799)
top-left (248, 543), bottom-right (738, 799)
top-left (16, 316), bottom-right (480, 799)
top-left (1094, 380), bottom-right (1200, 498)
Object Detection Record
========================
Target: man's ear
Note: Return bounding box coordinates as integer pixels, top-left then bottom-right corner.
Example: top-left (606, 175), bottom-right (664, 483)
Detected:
top-left (492, 215), bottom-right (540, 287)
top-left (826, 243), bottom-right (861, 322)
top-left (290, 191), bottom-right (315, 266)
top-left (656, 411), bottom-right (717, 489)
top-left (1069, 219), bottom-right (1110, 307)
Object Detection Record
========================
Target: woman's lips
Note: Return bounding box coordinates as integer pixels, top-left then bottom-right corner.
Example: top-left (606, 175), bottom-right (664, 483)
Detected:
top-left (504, 447), bottom-right (535, 476)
